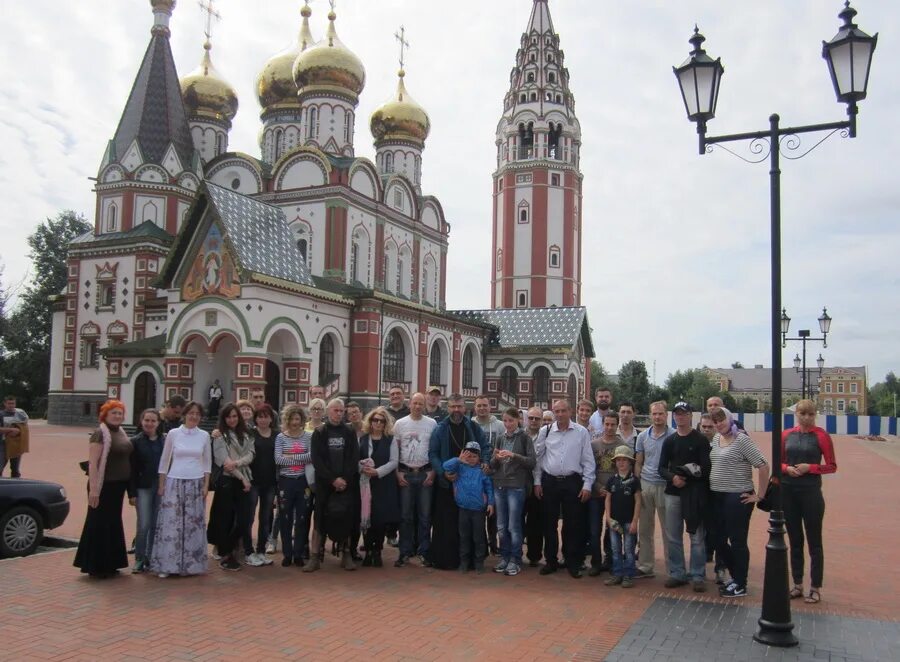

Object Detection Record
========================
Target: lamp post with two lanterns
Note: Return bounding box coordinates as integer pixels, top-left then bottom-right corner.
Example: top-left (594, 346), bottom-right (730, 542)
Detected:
top-left (673, 1), bottom-right (876, 649)
top-left (782, 308), bottom-right (832, 401)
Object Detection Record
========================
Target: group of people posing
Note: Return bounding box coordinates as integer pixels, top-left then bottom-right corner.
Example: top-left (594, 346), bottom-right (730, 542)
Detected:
top-left (72, 385), bottom-right (836, 604)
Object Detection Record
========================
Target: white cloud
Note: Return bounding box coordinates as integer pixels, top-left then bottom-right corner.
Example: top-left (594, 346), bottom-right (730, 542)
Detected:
top-left (2, 0), bottom-right (898, 387)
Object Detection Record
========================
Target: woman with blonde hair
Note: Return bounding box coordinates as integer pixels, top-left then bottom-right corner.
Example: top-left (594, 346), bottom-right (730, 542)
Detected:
top-left (150, 401), bottom-right (211, 578)
top-left (74, 400), bottom-right (133, 577)
top-left (782, 399), bottom-right (837, 605)
top-left (358, 407), bottom-right (400, 567)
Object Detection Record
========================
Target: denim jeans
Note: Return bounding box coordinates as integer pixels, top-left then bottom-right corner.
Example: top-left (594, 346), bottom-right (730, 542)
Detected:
top-left (588, 496), bottom-right (613, 567)
top-left (135, 487), bottom-right (161, 563)
top-left (400, 471), bottom-right (432, 558)
top-left (278, 476), bottom-right (309, 562)
top-left (245, 484), bottom-right (277, 555)
top-left (609, 523), bottom-right (637, 578)
top-left (495, 486), bottom-right (525, 563)
top-left (663, 493), bottom-right (706, 581)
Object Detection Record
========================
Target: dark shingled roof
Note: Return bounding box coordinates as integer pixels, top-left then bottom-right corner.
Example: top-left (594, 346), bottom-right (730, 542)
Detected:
top-left (70, 220), bottom-right (173, 245)
top-left (450, 306), bottom-right (593, 355)
top-left (101, 333), bottom-right (166, 358)
top-left (205, 182), bottom-right (315, 287)
top-left (109, 31), bottom-right (194, 168)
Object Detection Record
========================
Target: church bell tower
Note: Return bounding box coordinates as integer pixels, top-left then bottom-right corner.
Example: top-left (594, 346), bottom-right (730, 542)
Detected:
top-left (491, 0), bottom-right (583, 309)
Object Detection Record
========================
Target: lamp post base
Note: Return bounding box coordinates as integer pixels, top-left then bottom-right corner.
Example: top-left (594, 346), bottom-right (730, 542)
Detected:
top-left (753, 509), bottom-right (799, 648)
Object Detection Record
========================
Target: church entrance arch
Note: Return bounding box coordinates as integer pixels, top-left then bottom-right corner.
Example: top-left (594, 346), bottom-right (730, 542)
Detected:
top-left (265, 328), bottom-right (301, 408)
top-left (133, 372), bottom-right (157, 425)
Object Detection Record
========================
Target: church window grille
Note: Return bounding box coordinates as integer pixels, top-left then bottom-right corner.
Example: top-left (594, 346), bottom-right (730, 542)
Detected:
top-left (501, 366), bottom-right (518, 397)
top-left (275, 129), bottom-right (284, 158)
top-left (106, 205), bottom-right (117, 232)
top-left (429, 343), bottom-right (442, 387)
top-left (383, 330), bottom-right (405, 383)
top-left (533, 366), bottom-right (550, 404)
top-left (318, 334), bottom-right (335, 386)
top-left (350, 242), bottom-right (360, 283)
top-left (462, 346), bottom-right (475, 389)
top-left (516, 290), bottom-right (527, 308)
top-left (549, 246), bottom-right (561, 268)
top-left (385, 152), bottom-right (394, 173)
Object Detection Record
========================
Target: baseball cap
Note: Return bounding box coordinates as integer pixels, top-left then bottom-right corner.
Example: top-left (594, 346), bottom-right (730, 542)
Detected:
top-left (464, 441), bottom-right (481, 453)
top-left (427, 385), bottom-right (442, 394)
top-left (673, 401), bottom-right (692, 413)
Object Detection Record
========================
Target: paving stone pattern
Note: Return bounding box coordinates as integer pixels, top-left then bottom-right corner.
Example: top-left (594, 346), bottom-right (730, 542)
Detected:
top-left (603, 596), bottom-right (900, 662)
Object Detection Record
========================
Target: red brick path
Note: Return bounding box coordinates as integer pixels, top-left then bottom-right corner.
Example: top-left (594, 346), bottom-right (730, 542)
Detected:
top-left (1, 423), bottom-right (896, 660)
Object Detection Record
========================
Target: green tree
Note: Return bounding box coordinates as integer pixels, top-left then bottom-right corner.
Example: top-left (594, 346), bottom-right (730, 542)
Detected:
top-left (617, 360), bottom-right (651, 413)
top-left (868, 373), bottom-right (900, 416)
top-left (589, 360), bottom-right (608, 393)
top-left (731, 361), bottom-right (744, 369)
top-left (686, 371), bottom-right (722, 411)
top-left (739, 396), bottom-right (758, 414)
top-left (3, 211), bottom-right (90, 412)
top-left (664, 369), bottom-right (696, 402)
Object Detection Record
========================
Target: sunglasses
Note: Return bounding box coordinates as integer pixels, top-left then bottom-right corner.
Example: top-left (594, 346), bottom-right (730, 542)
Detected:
top-left (527, 416), bottom-right (542, 420)
top-left (371, 418), bottom-right (386, 424)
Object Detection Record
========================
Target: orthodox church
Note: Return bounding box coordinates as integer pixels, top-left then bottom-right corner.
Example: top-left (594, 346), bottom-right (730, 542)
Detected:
top-left (47, 0), bottom-right (594, 425)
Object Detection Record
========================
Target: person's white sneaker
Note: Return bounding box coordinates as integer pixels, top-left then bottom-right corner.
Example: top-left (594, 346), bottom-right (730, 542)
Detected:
top-left (157, 573), bottom-right (169, 578)
top-left (265, 541), bottom-right (276, 554)
top-left (245, 553), bottom-right (265, 567)
top-left (505, 562), bottom-right (521, 576)
top-left (259, 553), bottom-right (274, 566)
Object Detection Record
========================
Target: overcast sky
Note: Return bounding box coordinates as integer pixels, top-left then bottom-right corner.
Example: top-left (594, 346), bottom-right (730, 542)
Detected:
top-left (1, 0), bottom-right (897, 386)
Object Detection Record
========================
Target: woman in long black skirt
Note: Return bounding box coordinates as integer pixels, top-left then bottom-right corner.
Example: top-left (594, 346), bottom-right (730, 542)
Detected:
top-left (74, 400), bottom-right (134, 578)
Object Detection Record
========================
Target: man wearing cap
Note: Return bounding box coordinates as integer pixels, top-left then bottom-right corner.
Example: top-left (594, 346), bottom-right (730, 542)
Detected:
top-left (393, 393), bottom-right (438, 567)
top-left (533, 398), bottom-right (596, 579)
top-left (634, 401), bottom-right (675, 579)
top-left (425, 386), bottom-right (448, 423)
top-left (523, 406), bottom-right (546, 567)
top-left (657, 401), bottom-right (711, 592)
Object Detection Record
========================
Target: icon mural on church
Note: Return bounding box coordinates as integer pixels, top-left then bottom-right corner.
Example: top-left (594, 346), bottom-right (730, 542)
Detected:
top-left (182, 223), bottom-right (241, 301)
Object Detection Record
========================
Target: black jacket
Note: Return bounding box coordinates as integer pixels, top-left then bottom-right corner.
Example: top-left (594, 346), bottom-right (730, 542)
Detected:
top-left (130, 431), bottom-right (165, 491)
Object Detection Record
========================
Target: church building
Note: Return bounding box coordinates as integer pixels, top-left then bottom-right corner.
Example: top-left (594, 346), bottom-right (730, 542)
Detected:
top-left (47, 0), bottom-right (594, 425)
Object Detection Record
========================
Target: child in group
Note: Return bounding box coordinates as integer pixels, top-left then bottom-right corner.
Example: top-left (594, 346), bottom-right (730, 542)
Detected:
top-left (443, 441), bottom-right (495, 574)
top-left (604, 445), bottom-right (642, 588)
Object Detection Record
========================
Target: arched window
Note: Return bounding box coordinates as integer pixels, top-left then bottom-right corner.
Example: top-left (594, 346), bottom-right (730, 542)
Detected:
top-left (548, 72), bottom-right (556, 84)
top-left (297, 238), bottom-right (308, 264)
top-left (383, 253), bottom-right (392, 292)
top-left (308, 107), bottom-right (318, 140)
top-left (549, 246), bottom-right (561, 268)
top-left (533, 366), bottom-right (550, 404)
top-left (350, 241), bottom-right (360, 283)
top-left (567, 374), bottom-right (578, 404)
top-left (275, 129), bottom-right (284, 158)
top-left (500, 366), bottom-right (518, 397)
top-left (142, 200), bottom-right (158, 225)
top-left (462, 345), bottom-right (475, 389)
top-left (383, 329), bottom-right (405, 382)
top-left (429, 342), bottom-right (442, 387)
top-left (519, 93), bottom-right (526, 103)
top-left (496, 249), bottom-right (503, 272)
top-left (529, 53), bottom-right (535, 62)
top-left (318, 334), bottom-right (335, 386)
top-left (344, 111), bottom-right (352, 143)
top-left (527, 72), bottom-right (535, 83)
top-left (216, 133), bottom-right (225, 155)
top-left (106, 205), bottom-right (117, 232)
top-left (385, 152), bottom-right (394, 173)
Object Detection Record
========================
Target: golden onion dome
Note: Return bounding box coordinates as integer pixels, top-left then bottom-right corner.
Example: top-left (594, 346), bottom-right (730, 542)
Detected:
top-left (293, 10), bottom-right (366, 102)
top-left (257, 3), bottom-right (316, 111)
top-left (180, 40), bottom-right (239, 122)
top-left (370, 70), bottom-right (430, 146)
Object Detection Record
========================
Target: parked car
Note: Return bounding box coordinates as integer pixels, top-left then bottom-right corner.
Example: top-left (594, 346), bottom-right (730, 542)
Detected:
top-left (0, 478), bottom-right (70, 557)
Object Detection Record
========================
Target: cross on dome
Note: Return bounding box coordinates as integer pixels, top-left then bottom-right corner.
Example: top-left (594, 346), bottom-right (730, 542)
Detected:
top-left (198, 0), bottom-right (220, 41)
top-left (395, 25), bottom-right (410, 71)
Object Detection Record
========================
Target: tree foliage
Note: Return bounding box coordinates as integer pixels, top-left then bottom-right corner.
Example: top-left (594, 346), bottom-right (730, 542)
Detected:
top-left (731, 361), bottom-right (744, 369)
top-left (869, 372), bottom-right (900, 416)
top-left (616, 360), bottom-right (651, 413)
top-left (1, 211), bottom-right (90, 413)
top-left (589, 360), bottom-right (608, 393)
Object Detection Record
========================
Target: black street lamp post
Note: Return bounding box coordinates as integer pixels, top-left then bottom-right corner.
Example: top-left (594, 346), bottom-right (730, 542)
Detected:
top-left (785, 308), bottom-right (831, 400)
top-left (674, 2), bottom-right (876, 649)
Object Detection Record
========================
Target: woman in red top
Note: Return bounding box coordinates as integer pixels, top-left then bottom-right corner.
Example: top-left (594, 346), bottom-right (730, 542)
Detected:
top-left (781, 399), bottom-right (837, 605)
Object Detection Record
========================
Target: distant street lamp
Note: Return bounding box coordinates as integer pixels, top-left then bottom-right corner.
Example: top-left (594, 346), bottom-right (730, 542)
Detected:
top-left (674, 1), bottom-right (876, 649)
top-left (784, 308), bottom-right (832, 400)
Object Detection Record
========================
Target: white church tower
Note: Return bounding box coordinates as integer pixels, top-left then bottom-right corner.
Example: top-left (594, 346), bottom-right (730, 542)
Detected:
top-left (491, 0), bottom-right (583, 309)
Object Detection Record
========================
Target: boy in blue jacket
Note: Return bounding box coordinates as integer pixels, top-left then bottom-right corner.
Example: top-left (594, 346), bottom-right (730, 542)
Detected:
top-left (443, 441), bottom-right (495, 573)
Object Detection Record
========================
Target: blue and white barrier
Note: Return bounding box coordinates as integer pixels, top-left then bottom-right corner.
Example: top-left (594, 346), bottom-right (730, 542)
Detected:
top-left (675, 413), bottom-right (898, 436)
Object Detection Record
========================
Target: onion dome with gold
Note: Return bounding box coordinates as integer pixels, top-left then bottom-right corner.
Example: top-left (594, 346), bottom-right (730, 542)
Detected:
top-left (257, 2), bottom-right (316, 111)
top-left (370, 69), bottom-right (430, 147)
top-left (180, 40), bottom-right (238, 123)
top-left (292, 9), bottom-right (366, 103)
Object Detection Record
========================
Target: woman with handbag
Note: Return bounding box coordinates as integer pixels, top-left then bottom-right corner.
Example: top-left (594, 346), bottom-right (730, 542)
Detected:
top-left (782, 399), bottom-right (837, 605)
top-left (275, 404), bottom-right (313, 567)
top-left (129, 408), bottom-right (165, 573)
top-left (207, 403), bottom-right (255, 571)
top-left (74, 400), bottom-right (134, 578)
top-left (358, 407), bottom-right (399, 567)
top-left (708, 407), bottom-right (769, 598)
top-left (150, 401), bottom-right (211, 578)
top-left (303, 398), bottom-right (359, 572)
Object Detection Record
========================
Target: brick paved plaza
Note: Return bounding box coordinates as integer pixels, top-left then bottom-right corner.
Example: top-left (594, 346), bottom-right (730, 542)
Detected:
top-left (1, 422), bottom-right (898, 660)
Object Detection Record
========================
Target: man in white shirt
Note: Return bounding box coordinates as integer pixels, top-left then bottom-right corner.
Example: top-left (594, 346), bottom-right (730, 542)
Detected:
top-left (393, 393), bottom-right (437, 567)
top-left (587, 387), bottom-right (613, 432)
top-left (533, 398), bottom-right (595, 579)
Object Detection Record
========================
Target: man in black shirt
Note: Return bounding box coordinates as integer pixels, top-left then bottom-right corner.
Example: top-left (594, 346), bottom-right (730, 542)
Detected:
top-left (386, 386), bottom-right (410, 422)
top-left (657, 401), bottom-right (710, 592)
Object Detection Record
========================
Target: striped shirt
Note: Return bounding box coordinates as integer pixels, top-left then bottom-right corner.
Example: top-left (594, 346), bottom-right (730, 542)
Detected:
top-left (275, 430), bottom-right (312, 478)
top-left (709, 431), bottom-right (767, 493)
